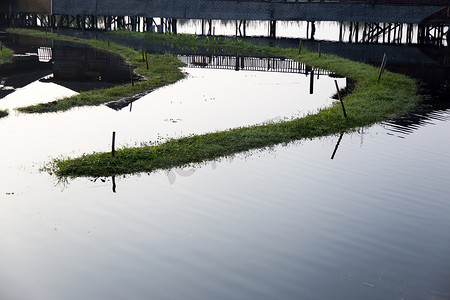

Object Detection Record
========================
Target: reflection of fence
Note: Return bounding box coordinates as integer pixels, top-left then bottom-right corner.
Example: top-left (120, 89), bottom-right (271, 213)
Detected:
top-left (178, 55), bottom-right (334, 75)
top-left (38, 47), bottom-right (52, 62)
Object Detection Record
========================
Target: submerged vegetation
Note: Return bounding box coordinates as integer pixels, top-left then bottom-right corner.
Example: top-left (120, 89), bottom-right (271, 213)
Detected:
top-left (6, 28), bottom-right (419, 177)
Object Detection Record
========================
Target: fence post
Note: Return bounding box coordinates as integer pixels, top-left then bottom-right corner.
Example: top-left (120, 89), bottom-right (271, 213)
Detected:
top-left (334, 80), bottom-right (347, 119)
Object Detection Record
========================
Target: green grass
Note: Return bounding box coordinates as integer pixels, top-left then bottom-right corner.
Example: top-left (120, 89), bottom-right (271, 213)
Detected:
top-left (0, 45), bottom-right (14, 64)
top-left (7, 29), bottom-right (419, 177)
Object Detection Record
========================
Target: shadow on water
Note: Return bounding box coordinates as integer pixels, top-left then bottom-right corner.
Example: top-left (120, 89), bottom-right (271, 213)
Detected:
top-left (47, 40), bottom-right (134, 91)
top-left (382, 83), bottom-right (450, 136)
top-left (0, 32), bottom-right (135, 102)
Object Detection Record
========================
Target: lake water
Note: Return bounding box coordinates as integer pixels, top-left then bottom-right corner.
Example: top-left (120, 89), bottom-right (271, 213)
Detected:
top-left (1, 33), bottom-right (449, 300)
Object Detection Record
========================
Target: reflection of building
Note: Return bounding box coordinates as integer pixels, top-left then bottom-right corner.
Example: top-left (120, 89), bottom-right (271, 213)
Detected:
top-left (52, 46), bottom-right (130, 82)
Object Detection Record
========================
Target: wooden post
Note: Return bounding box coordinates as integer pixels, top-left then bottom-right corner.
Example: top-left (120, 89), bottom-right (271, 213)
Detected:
top-left (334, 80), bottom-right (347, 119)
top-left (0, 41), bottom-right (2, 50)
top-left (111, 131), bottom-right (116, 157)
top-left (377, 53), bottom-right (387, 83)
top-left (318, 42), bottom-right (321, 57)
top-left (298, 39), bottom-right (302, 54)
top-left (145, 51), bottom-right (149, 70)
top-left (309, 70), bottom-right (314, 94)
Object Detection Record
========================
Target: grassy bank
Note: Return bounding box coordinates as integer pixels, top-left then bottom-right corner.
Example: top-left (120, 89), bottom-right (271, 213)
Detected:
top-left (49, 31), bottom-right (419, 177)
top-left (6, 28), bottom-right (185, 113)
top-left (0, 45), bottom-right (14, 64)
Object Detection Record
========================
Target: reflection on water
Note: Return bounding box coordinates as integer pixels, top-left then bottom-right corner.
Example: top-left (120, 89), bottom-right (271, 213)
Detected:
top-left (0, 27), bottom-right (449, 300)
top-left (1, 117), bottom-right (449, 300)
top-left (382, 82), bottom-right (450, 137)
top-left (175, 19), bottom-right (446, 46)
top-left (51, 42), bottom-right (130, 84)
top-left (179, 54), bottom-right (337, 76)
top-left (0, 33), bottom-right (134, 97)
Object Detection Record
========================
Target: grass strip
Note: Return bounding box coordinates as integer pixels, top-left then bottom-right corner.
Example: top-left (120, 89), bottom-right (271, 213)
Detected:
top-left (6, 28), bottom-right (186, 113)
top-left (51, 32), bottom-right (418, 177)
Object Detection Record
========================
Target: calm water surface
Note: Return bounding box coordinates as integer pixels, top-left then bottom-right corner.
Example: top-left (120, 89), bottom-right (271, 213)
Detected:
top-left (0, 64), bottom-right (449, 299)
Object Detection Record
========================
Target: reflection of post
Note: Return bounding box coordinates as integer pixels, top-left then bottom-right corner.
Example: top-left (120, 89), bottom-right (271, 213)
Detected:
top-left (112, 131), bottom-right (116, 157)
top-left (309, 70), bottom-right (314, 94)
top-left (145, 51), bottom-right (149, 70)
top-left (331, 132), bottom-right (344, 159)
top-left (129, 65), bottom-right (134, 86)
top-left (311, 21), bottom-right (316, 40)
top-left (112, 176), bottom-right (116, 193)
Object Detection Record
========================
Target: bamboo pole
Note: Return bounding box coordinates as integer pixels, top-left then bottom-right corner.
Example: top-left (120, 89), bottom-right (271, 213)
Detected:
top-left (334, 80), bottom-right (347, 119)
top-left (377, 53), bottom-right (387, 83)
top-left (145, 51), bottom-right (149, 70)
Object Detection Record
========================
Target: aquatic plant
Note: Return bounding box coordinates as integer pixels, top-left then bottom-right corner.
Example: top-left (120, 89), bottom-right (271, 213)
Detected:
top-left (0, 110), bottom-right (8, 118)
